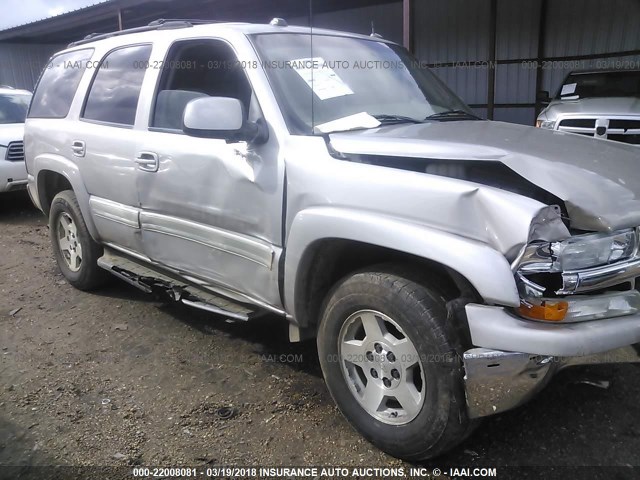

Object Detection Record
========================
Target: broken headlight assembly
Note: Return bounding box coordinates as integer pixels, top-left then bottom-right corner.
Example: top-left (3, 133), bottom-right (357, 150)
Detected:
top-left (515, 228), bottom-right (640, 323)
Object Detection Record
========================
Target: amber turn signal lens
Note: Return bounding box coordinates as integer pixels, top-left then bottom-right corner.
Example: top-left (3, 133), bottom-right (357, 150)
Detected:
top-left (518, 300), bottom-right (568, 322)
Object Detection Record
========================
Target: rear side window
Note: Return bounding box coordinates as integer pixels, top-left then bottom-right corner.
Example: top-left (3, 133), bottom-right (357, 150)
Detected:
top-left (82, 44), bottom-right (152, 126)
top-left (29, 49), bottom-right (93, 119)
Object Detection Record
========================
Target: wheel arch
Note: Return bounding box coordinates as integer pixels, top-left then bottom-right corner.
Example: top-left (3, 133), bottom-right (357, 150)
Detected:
top-left (34, 154), bottom-right (99, 241)
top-left (284, 207), bottom-right (520, 333)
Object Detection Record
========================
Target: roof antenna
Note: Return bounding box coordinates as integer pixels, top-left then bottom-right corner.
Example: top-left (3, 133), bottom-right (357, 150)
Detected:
top-left (370, 20), bottom-right (382, 38)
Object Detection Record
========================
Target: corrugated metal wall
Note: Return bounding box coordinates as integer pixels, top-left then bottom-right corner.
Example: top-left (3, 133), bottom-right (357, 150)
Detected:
top-left (412, 0), bottom-right (640, 125)
top-left (414, 0), bottom-right (491, 107)
top-left (0, 0), bottom-right (637, 125)
top-left (541, 0), bottom-right (640, 96)
top-left (289, 2), bottom-right (403, 44)
top-left (0, 43), bottom-right (62, 91)
top-left (290, 0), bottom-right (639, 125)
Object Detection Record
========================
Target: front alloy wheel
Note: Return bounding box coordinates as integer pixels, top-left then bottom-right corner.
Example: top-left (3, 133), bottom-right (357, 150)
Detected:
top-left (339, 309), bottom-right (425, 425)
top-left (318, 265), bottom-right (475, 461)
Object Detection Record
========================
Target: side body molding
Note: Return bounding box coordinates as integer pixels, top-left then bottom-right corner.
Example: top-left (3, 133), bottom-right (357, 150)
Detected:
top-left (284, 207), bottom-right (520, 321)
top-left (32, 153), bottom-right (100, 241)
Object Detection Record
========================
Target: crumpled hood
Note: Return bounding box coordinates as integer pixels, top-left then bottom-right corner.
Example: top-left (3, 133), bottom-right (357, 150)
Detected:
top-left (329, 120), bottom-right (640, 232)
top-left (0, 124), bottom-right (24, 147)
top-left (544, 96), bottom-right (640, 117)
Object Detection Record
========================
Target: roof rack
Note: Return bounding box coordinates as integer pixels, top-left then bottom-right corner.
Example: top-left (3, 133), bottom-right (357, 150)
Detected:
top-left (68, 18), bottom-right (219, 48)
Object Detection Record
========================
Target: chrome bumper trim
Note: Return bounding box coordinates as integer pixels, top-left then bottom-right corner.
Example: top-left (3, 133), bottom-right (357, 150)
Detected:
top-left (463, 349), bottom-right (554, 418)
top-left (560, 257), bottom-right (640, 294)
top-left (463, 345), bottom-right (640, 418)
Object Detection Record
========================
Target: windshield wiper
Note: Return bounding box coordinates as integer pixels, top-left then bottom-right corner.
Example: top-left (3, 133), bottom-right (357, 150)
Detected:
top-left (372, 114), bottom-right (423, 125)
top-left (424, 110), bottom-right (480, 121)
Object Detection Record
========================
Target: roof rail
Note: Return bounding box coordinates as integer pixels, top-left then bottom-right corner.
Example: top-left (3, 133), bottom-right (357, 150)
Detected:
top-left (67, 18), bottom-right (218, 48)
top-left (148, 18), bottom-right (221, 26)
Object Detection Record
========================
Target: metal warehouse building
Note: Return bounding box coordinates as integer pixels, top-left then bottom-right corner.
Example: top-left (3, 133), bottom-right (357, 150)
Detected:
top-left (0, 0), bottom-right (638, 125)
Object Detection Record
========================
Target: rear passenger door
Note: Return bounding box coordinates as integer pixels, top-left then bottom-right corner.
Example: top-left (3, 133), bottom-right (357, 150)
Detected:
top-left (76, 44), bottom-right (152, 254)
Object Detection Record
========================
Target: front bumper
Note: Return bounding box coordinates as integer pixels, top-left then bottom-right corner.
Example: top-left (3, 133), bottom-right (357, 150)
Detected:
top-left (0, 160), bottom-right (27, 192)
top-left (466, 303), bottom-right (640, 357)
top-left (463, 303), bottom-right (640, 418)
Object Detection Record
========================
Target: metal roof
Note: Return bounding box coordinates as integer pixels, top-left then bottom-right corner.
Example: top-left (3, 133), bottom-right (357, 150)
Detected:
top-left (0, 1), bottom-right (112, 33)
top-left (0, 0), bottom-right (396, 44)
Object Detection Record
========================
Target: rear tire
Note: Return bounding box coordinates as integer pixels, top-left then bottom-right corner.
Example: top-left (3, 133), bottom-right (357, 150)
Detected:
top-left (49, 190), bottom-right (109, 291)
top-left (317, 265), bottom-right (475, 461)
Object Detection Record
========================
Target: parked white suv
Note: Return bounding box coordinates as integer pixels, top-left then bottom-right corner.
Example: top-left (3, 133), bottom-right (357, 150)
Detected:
top-left (25, 19), bottom-right (640, 461)
top-left (0, 86), bottom-right (31, 192)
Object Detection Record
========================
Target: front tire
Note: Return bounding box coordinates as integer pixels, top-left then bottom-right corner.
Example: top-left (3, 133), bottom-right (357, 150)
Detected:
top-left (49, 190), bottom-right (109, 291)
top-left (317, 265), bottom-right (474, 461)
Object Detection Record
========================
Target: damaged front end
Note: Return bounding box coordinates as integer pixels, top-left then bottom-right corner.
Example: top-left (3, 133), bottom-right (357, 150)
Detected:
top-left (323, 123), bottom-right (640, 419)
top-left (515, 226), bottom-right (640, 323)
top-left (464, 207), bottom-right (640, 418)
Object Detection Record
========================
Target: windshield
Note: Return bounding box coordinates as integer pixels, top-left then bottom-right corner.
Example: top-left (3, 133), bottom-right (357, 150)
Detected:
top-left (251, 33), bottom-right (474, 134)
top-left (0, 93), bottom-right (31, 124)
top-left (557, 71), bottom-right (640, 100)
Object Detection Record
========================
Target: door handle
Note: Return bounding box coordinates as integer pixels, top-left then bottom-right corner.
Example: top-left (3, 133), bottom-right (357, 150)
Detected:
top-left (135, 152), bottom-right (159, 172)
top-left (71, 140), bottom-right (85, 157)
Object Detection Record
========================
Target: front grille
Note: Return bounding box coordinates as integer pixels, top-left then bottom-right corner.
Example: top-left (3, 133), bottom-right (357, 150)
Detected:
top-left (609, 134), bottom-right (640, 145)
top-left (5, 141), bottom-right (24, 162)
top-left (559, 119), bottom-right (596, 129)
top-left (609, 119), bottom-right (640, 130)
top-left (558, 117), bottom-right (640, 145)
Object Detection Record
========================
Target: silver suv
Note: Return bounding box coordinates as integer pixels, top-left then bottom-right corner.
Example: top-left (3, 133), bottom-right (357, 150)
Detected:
top-left (537, 69), bottom-right (640, 146)
top-left (25, 20), bottom-right (640, 460)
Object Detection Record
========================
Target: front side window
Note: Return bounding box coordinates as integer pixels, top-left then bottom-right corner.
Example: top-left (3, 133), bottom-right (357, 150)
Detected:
top-left (150, 39), bottom-right (254, 131)
top-left (83, 44), bottom-right (152, 125)
top-left (251, 33), bottom-right (473, 134)
top-left (29, 49), bottom-right (93, 119)
top-left (0, 93), bottom-right (32, 124)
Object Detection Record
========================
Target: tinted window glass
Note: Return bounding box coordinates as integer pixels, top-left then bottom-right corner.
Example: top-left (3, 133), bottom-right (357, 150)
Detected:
top-left (0, 93), bottom-right (32, 124)
top-left (83, 45), bottom-right (151, 125)
top-left (29, 49), bottom-right (93, 118)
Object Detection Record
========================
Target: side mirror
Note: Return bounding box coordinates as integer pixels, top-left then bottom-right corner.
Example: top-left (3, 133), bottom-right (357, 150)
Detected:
top-left (536, 90), bottom-right (551, 104)
top-left (182, 97), bottom-right (267, 144)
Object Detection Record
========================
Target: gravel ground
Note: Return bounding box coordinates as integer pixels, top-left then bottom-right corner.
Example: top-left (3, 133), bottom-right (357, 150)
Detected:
top-left (1, 191), bottom-right (640, 479)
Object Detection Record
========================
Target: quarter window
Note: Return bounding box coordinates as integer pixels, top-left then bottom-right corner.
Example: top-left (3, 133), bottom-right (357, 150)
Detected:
top-left (29, 49), bottom-right (93, 119)
top-left (83, 45), bottom-right (151, 125)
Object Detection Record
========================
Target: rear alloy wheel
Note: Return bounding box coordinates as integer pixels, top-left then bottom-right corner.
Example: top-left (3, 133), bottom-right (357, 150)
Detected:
top-left (318, 265), bottom-right (475, 461)
top-left (49, 190), bottom-right (109, 291)
top-left (56, 211), bottom-right (83, 272)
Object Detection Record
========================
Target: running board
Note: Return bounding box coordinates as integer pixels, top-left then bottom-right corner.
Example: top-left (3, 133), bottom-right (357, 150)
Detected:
top-left (97, 249), bottom-right (262, 321)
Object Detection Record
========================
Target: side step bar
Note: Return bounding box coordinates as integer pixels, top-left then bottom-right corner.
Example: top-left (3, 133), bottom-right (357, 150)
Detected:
top-left (97, 248), bottom-right (262, 321)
